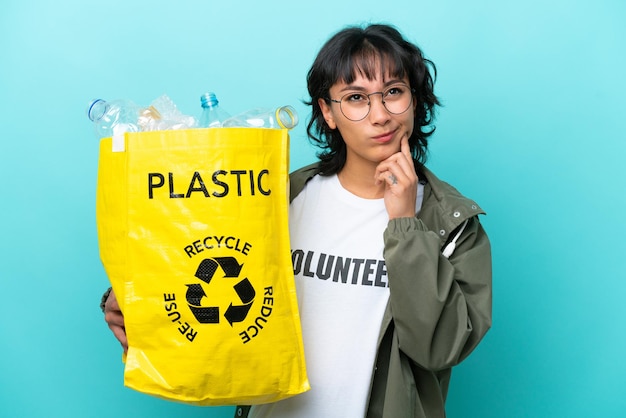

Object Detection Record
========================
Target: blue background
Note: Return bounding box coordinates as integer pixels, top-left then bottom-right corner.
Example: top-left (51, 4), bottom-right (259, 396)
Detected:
top-left (1, 0), bottom-right (625, 417)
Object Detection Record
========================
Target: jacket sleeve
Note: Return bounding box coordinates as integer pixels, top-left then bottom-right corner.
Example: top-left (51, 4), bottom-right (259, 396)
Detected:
top-left (383, 215), bottom-right (492, 371)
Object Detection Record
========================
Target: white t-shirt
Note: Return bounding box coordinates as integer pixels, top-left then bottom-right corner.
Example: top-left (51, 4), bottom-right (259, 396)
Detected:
top-left (251, 174), bottom-right (391, 418)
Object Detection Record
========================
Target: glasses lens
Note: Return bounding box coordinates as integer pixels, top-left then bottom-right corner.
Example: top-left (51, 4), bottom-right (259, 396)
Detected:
top-left (339, 85), bottom-right (412, 121)
top-left (340, 93), bottom-right (370, 121)
top-left (382, 85), bottom-right (412, 115)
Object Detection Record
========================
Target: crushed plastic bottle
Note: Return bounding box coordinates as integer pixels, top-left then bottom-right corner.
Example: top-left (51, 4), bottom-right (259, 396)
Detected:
top-left (141, 95), bottom-right (197, 131)
top-left (87, 95), bottom-right (197, 139)
top-left (222, 106), bottom-right (299, 129)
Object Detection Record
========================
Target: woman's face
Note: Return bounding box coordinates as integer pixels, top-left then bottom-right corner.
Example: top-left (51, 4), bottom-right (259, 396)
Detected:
top-left (319, 72), bottom-right (415, 171)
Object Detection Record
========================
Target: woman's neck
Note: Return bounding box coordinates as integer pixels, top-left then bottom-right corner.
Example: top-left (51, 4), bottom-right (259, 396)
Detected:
top-left (337, 161), bottom-right (385, 199)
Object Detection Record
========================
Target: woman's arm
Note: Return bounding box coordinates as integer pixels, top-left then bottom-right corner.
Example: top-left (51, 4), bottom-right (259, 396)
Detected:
top-left (383, 215), bottom-right (492, 371)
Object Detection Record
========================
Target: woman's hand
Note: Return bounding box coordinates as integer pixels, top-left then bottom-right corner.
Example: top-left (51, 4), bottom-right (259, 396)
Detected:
top-left (375, 135), bottom-right (418, 219)
top-left (104, 289), bottom-right (128, 353)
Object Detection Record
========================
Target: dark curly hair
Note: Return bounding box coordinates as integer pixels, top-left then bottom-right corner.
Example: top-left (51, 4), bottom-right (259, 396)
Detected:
top-left (305, 24), bottom-right (440, 175)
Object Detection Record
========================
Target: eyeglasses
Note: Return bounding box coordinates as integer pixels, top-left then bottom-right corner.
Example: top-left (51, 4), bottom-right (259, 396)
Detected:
top-left (328, 83), bottom-right (414, 121)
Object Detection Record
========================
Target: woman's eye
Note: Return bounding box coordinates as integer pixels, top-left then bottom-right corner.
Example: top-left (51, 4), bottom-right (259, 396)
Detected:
top-left (346, 93), bottom-right (367, 103)
top-left (386, 87), bottom-right (404, 97)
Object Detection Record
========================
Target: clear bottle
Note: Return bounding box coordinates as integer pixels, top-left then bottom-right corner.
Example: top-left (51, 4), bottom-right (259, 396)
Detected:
top-left (222, 105), bottom-right (299, 129)
top-left (140, 94), bottom-right (196, 131)
top-left (198, 92), bottom-right (231, 128)
top-left (87, 98), bottom-right (143, 139)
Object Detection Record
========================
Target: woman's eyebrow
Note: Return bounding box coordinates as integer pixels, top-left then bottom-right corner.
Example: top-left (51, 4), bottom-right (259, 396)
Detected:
top-left (383, 78), bottom-right (408, 87)
top-left (338, 84), bottom-right (368, 93)
top-left (338, 79), bottom-right (407, 93)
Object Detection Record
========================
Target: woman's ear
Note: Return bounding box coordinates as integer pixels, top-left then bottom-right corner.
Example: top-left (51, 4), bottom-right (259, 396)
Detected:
top-left (318, 98), bottom-right (337, 130)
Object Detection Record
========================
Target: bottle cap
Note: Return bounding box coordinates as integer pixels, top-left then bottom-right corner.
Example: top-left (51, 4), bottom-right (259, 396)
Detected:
top-left (200, 92), bottom-right (219, 108)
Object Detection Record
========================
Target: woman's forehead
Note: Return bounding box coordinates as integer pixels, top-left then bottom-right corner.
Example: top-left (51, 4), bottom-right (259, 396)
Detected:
top-left (333, 70), bottom-right (408, 89)
top-left (337, 53), bottom-right (405, 84)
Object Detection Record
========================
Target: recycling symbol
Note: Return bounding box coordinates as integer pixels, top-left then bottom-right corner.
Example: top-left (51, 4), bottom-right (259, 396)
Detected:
top-left (186, 256), bottom-right (256, 326)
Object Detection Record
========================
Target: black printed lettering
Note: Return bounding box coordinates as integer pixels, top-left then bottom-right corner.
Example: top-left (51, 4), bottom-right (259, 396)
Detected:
top-left (184, 236), bottom-right (253, 258)
top-left (361, 259), bottom-right (377, 286)
top-left (147, 170), bottom-right (272, 199)
top-left (316, 253), bottom-right (334, 280)
top-left (231, 170), bottom-right (246, 196)
top-left (212, 170), bottom-right (228, 197)
top-left (169, 172), bottom-right (184, 198)
top-left (351, 259), bottom-right (365, 285)
top-left (240, 287), bottom-right (274, 344)
top-left (374, 261), bottom-right (388, 287)
top-left (186, 171), bottom-right (209, 198)
top-left (292, 249), bottom-right (388, 288)
top-left (333, 257), bottom-right (351, 283)
top-left (148, 173), bottom-right (165, 199)
top-left (163, 293), bottom-right (198, 342)
top-left (258, 169), bottom-right (271, 196)
top-left (292, 249), bottom-right (305, 274)
top-left (303, 251), bottom-right (315, 277)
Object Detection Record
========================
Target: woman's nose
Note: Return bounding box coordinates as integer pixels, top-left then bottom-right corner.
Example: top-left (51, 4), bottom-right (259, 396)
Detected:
top-left (367, 93), bottom-right (391, 123)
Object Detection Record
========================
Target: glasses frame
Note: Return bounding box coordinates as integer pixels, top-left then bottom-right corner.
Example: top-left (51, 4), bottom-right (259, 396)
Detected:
top-left (328, 83), bottom-right (416, 122)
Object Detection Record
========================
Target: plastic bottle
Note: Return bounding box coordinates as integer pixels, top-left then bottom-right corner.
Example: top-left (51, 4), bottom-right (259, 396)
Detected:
top-left (141, 94), bottom-right (197, 131)
top-left (87, 98), bottom-right (144, 139)
top-left (198, 92), bottom-right (231, 128)
top-left (222, 105), bottom-right (299, 129)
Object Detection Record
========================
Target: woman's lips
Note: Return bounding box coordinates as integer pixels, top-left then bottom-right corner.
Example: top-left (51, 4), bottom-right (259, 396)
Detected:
top-left (372, 130), bottom-right (396, 143)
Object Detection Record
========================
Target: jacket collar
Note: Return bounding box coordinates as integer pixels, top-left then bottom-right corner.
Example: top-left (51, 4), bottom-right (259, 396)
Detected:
top-left (418, 166), bottom-right (485, 243)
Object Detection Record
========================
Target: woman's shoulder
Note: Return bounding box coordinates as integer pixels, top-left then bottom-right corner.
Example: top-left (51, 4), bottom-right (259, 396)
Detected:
top-left (420, 165), bottom-right (486, 218)
top-left (289, 162), bottom-right (322, 201)
top-left (290, 162), bottom-right (321, 179)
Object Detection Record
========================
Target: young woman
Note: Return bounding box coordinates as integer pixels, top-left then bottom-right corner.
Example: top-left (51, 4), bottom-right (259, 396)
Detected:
top-left (103, 23), bottom-right (492, 418)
